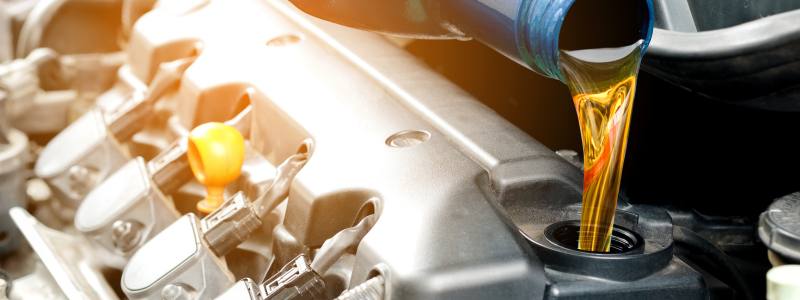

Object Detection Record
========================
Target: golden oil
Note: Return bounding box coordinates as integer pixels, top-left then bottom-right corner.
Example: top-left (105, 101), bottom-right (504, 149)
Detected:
top-left (559, 40), bottom-right (644, 252)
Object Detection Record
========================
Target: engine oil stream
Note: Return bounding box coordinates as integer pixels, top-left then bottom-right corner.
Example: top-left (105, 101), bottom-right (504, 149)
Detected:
top-left (559, 40), bottom-right (644, 252)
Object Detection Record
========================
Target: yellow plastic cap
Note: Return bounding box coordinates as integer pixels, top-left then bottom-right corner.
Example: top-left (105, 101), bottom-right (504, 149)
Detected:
top-left (187, 122), bottom-right (245, 213)
top-left (767, 265), bottom-right (800, 300)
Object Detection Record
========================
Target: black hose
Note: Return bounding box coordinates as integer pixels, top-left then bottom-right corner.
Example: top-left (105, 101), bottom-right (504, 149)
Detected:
top-left (108, 55), bottom-right (198, 141)
top-left (145, 55), bottom-right (198, 104)
top-left (310, 214), bottom-right (377, 275)
top-left (672, 226), bottom-right (754, 300)
top-left (251, 152), bottom-right (310, 218)
top-left (336, 275), bottom-right (384, 300)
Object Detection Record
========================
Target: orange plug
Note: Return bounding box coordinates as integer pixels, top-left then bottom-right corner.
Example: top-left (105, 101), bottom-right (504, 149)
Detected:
top-left (187, 122), bottom-right (245, 214)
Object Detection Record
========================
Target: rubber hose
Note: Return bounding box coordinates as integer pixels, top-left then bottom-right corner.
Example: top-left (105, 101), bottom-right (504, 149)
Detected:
top-left (252, 152), bottom-right (310, 218)
top-left (145, 55), bottom-right (198, 104)
top-left (310, 214), bottom-right (377, 274)
top-left (336, 275), bottom-right (384, 300)
top-left (673, 226), bottom-right (755, 300)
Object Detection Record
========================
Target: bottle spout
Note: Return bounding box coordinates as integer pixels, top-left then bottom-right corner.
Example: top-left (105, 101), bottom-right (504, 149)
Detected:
top-left (286, 0), bottom-right (654, 83)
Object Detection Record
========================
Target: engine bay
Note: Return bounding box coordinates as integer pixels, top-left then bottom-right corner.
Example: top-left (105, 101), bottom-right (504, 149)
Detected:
top-left (0, 0), bottom-right (798, 299)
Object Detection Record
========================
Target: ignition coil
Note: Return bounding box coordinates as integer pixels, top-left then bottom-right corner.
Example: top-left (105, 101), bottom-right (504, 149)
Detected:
top-left (213, 212), bottom-right (379, 300)
top-left (35, 56), bottom-right (197, 208)
top-left (121, 138), bottom-right (312, 300)
top-left (74, 106), bottom-right (254, 268)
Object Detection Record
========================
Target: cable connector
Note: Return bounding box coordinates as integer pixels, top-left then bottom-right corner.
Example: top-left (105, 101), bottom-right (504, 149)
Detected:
top-left (214, 278), bottom-right (261, 300)
top-left (260, 255), bottom-right (325, 300)
top-left (147, 138), bottom-right (192, 195)
top-left (201, 192), bottom-right (262, 256)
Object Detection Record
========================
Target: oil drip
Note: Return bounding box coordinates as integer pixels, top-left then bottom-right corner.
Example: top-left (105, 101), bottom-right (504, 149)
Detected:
top-left (559, 40), bottom-right (644, 252)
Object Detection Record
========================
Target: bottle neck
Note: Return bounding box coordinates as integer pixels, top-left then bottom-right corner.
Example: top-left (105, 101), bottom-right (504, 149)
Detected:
top-left (515, 0), bottom-right (654, 83)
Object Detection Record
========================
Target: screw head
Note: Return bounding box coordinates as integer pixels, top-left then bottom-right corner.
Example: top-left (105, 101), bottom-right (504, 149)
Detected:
top-left (162, 284), bottom-right (190, 300)
top-left (111, 220), bottom-right (143, 252)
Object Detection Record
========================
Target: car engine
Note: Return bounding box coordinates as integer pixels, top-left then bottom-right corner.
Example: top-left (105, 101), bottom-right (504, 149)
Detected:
top-left (0, 0), bottom-right (798, 299)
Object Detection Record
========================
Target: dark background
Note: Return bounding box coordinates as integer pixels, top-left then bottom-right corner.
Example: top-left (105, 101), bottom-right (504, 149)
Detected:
top-left (405, 39), bottom-right (800, 220)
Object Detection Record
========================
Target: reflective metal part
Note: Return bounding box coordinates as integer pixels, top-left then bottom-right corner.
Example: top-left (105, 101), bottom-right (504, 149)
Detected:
top-left (213, 279), bottom-right (261, 300)
top-left (161, 284), bottom-right (191, 300)
top-left (0, 91), bottom-right (10, 144)
top-left (9, 207), bottom-right (119, 300)
top-left (0, 128), bottom-right (29, 254)
top-left (201, 192), bottom-right (262, 257)
top-left (555, 149), bottom-right (583, 171)
top-left (0, 48), bottom-right (59, 122)
top-left (15, 0), bottom-right (66, 58)
top-left (3, 0), bottom-right (772, 299)
top-left (9, 263), bottom-right (68, 300)
top-left (74, 157), bottom-right (181, 269)
top-left (335, 275), bottom-right (384, 300)
top-left (59, 51), bottom-right (128, 98)
top-left (0, 278), bottom-right (8, 300)
top-left (384, 130), bottom-right (430, 148)
top-left (96, 65), bottom-right (148, 114)
top-left (121, 214), bottom-right (234, 300)
top-left (111, 220), bottom-right (144, 253)
top-left (34, 108), bottom-right (129, 210)
top-left (34, 52), bottom-right (201, 210)
top-left (12, 90), bottom-right (78, 135)
top-left (0, 5), bottom-right (13, 63)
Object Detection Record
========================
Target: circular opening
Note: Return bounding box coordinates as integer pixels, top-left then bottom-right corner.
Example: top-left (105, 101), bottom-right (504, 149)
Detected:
top-left (544, 221), bottom-right (643, 254)
top-left (559, 0), bottom-right (644, 51)
top-left (266, 34), bottom-right (303, 47)
top-left (385, 130), bottom-right (431, 148)
top-left (297, 139), bottom-right (314, 155)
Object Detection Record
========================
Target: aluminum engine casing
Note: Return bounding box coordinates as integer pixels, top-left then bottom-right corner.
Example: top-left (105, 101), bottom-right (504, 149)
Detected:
top-left (119, 0), bottom-right (707, 299)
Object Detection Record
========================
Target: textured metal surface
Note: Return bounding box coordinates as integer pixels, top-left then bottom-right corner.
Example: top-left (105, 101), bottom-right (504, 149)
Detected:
top-left (214, 279), bottom-right (260, 300)
top-left (760, 192), bottom-right (800, 263)
top-left (0, 129), bottom-right (28, 255)
top-left (118, 0), bottom-right (713, 298)
top-left (74, 157), bottom-right (180, 269)
top-left (34, 108), bottom-right (129, 208)
top-left (128, 0), bottom-right (554, 298)
top-left (3, 0), bottom-right (769, 298)
top-left (336, 275), bottom-right (383, 300)
top-left (9, 263), bottom-right (68, 300)
top-left (121, 213), bottom-right (234, 300)
top-left (9, 207), bottom-right (119, 300)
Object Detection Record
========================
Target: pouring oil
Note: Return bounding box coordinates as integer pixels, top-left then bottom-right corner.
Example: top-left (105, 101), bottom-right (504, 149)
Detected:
top-left (559, 40), bottom-right (644, 252)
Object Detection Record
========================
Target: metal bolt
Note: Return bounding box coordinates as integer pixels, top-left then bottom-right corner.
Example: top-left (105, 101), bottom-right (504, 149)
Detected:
top-left (111, 220), bottom-right (143, 252)
top-left (26, 178), bottom-right (51, 203)
top-left (162, 284), bottom-right (191, 300)
top-left (68, 165), bottom-right (97, 194)
top-left (555, 149), bottom-right (584, 171)
top-left (68, 165), bottom-right (90, 182)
